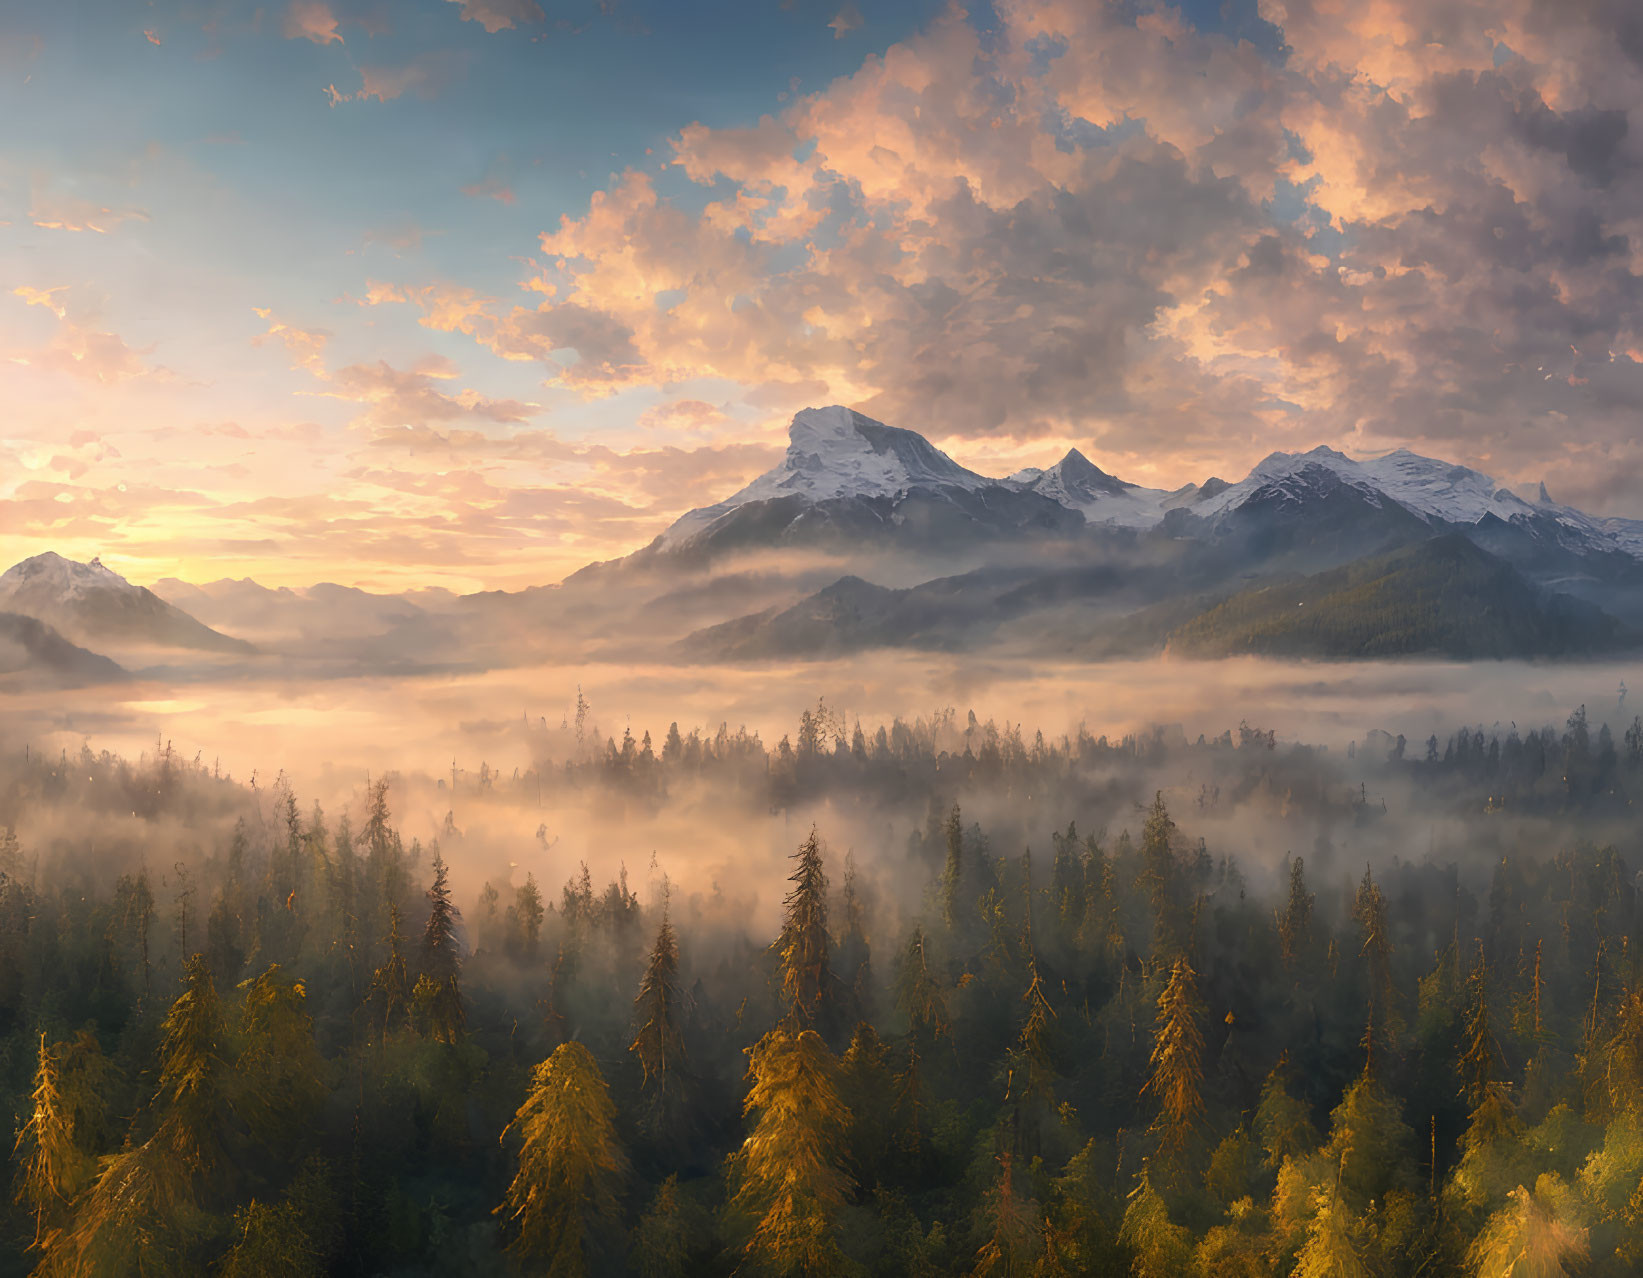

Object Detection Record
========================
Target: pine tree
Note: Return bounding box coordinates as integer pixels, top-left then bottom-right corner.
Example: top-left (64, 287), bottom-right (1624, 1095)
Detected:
top-left (1467, 1177), bottom-right (1588, 1278)
top-left (1142, 956), bottom-right (1206, 1152)
top-left (1352, 867), bottom-right (1397, 1072)
top-left (1255, 1058), bottom-right (1321, 1167)
top-left (1293, 1192), bottom-right (1371, 1278)
top-left (970, 1150), bottom-right (1044, 1276)
top-left (730, 1028), bottom-right (855, 1275)
top-left (368, 904), bottom-right (412, 1040)
top-left (1120, 1164), bottom-right (1193, 1278)
top-left (1279, 856), bottom-right (1314, 967)
top-left (1139, 793), bottom-right (1185, 956)
top-left (420, 852), bottom-right (465, 1043)
top-left (630, 909), bottom-right (692, 1146)
top-left (237, 964), bottom-right (325, 1155)
top-left (839, 1022), bottom-right (895, 1190)
top-left (13, 1032), bottom-right (90, 1250)
top-left (496, 1042), bottom-right (626, 1277)
top-left (774, 828), bottom-right (838, 1034)
top-left (942, 804), bottom-right (965, 929)
top-left (632, 1174), bottom-right (695, 1278)
top-left (1458, 940), bottom-right (1506, 1110)
top-left (507, 872), bottom-right (545, 962)
top-left (894, 925), bottom-right (950, 1043)
top-left (836, 852), bottom-right (872, 1017)
top-left (152, 953), bottom-right (237, 1189)
top-left (59, 957), bottom-right (238, 1272)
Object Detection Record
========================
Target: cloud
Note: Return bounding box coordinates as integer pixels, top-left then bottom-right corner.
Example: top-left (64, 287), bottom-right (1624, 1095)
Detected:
top-left (322, 357), bottom-right (540, 431)
top-left (828, 4), bottom-right (862, 38)
top-left (410, 0), bottom-right (1643, 511)
top-left (461, 156), bottom-right (516, 204)
top-left (329, 51), bottom-right (470, 104)
top-left (8, 286), bottom-right (169, 384)
top-left (636, 399), bottom-right (733, 433)
top-left (29, 179), bottom-right (149, 234)
top-left (448, 0), bottom-right (546, 35)
top-left (251, 308), bottom-right (331, 376)
top-left (285, 1), bottom-right (343, 44)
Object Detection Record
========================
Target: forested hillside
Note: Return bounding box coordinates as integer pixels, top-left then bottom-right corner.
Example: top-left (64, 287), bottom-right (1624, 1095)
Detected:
top-left (1164, 536), bottom-right (1625, 660)
top-left (4, 704), bottom-right (1643, 1276)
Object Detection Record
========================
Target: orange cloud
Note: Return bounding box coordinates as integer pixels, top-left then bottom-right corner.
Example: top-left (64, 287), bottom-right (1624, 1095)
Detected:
top-left (9, 287), bottom-right (169, 385)
top-left (284, 0), bottom-right (343, 44)
top-left (29, 180), bottom-right (148, 234)
top-left (321, 357), bottom-right (540, 431)
top-left (251, 308), bottom-right (331, 377)
top-left (448, 0), bottom-right (544, 35)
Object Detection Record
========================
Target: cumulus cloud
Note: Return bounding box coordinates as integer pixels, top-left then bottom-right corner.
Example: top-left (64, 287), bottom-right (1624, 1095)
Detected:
top-left (417, 0), bottom-right (1643, 511)
top-left (828, 3), bottom-right (862, 39)
top-left (322, 357), bottom-right (539, 432)
top-left (8, 286), bottom-right (169, 385)
top-left (284, 0), bottom-right (344, 44)
top-left (251, 308), bottom-right (331, 376)
top-left (448, 0), bottom-right (545, 35)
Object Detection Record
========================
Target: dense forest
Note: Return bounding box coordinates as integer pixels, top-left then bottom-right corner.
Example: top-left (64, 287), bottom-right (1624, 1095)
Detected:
top-left (5, 698), bottom-right (1643, 1276)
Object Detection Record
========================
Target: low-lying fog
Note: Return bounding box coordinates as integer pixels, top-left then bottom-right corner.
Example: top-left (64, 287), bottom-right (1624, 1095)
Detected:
top-left (7, 655), bottom-right (1637, 789)
top-left (5, 655), bottom-right (1640, 936)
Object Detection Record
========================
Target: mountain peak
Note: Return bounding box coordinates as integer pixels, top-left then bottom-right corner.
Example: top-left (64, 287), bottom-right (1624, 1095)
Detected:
top-left (660, 405), bottom-right (991, 546)
top-left (0, 550), bottom-right (254, 654)
top-left (1, 551), bottom-right (134, 602)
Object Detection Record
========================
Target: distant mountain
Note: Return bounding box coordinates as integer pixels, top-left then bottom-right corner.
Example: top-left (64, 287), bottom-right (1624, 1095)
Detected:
top-left (1164, 534), bottom-right (1624, 659)
top-left (152, 576), bottom-right (453, 643)
top-left (649, 406), bottom-right (1085, 563)
top-left (64, 405), bottom-right (1643, 670)
top-left (650, 406), bottom-right (1643, 576)
top-left (0, 611), bottom-right (127, 686)
top-left (0, 553), bottom-right (254, 654)
top-left (1004, 448), bottom-right (1191, 528)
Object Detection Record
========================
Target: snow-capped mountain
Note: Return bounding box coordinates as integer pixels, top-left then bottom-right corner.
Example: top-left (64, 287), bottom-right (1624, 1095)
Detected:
top-left (1183, 444), bottom-right (1643, 563)
top-left (0, 552), bottom-right (254, 654)
top-left (1004, 448), bottom-right (1192, 529)
top-left (661, 405), bottom-right (995, 547)
top-left (660, 406), bottom-right (1643, 566)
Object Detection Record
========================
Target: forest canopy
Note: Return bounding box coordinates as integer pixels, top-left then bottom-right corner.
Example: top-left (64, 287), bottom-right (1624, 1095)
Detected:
top-left (3, 698), bottom-right (1643, 1276)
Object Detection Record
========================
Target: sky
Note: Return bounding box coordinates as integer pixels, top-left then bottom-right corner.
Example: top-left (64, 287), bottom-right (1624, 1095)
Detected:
top-left (4, 0), bottom-right (1643, 593)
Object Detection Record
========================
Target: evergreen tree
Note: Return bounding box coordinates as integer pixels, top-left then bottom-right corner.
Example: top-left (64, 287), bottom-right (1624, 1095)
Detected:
top-left (152, 953), bottom-right (238, 1190)
top-left (836, 852), bottom-right (872, 1017)
top-left (894, 925), bottom-right (950, 1043)
top-left (729, 1028), bottom-right (855, 1275)
top-left (496, 1042), bottom-right (626, 1277)
top-left (1459, 941), bottom-right (1506, 1110)
top-left (630, 909), bottom-right (692, 1147)
top-left (774, 828), bottom-right (838, 1034)
top-left (1143, 956), bottom-right (1206, 1152)
top-left (58, 956), bottom-right (238, 1273)
top-left (1279, 856), bottom-right (1314, 967)
top-left (367, 903), bottom-right (412, 1040)
top-left (1467, 1177), bottom-right (1588, 1278)
top-left (13, 1032), bottom-right (90, 1251)
top-left (1139, 793), bottom-right (1185, 957)
top-left (1352, 867), bottom-right (1398, 1073)
top-left (1120, 1164), bottom-right (1193, 1278)
top-left (942, 804), bottom-right (965, 929)
top-left (1255, 1058), bottom-right (1321, 1167)
top-left (969, 1150), bottom-right (1044, 1276)
top-left (419, 852), bottom-right (465, 1043)
top-left (237, 964), bottom-right (325, 1156)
